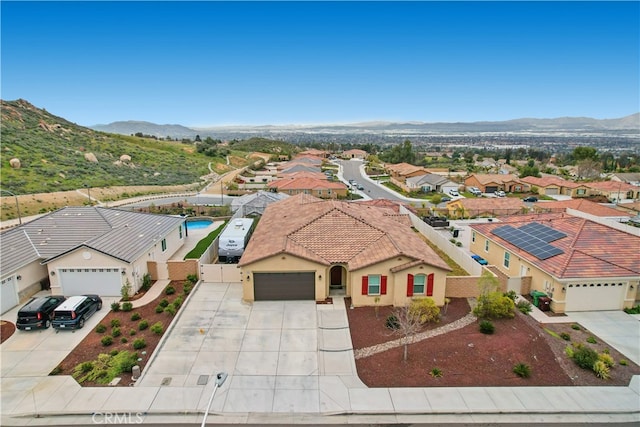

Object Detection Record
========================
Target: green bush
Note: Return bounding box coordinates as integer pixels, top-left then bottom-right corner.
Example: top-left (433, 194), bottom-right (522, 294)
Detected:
top-left (150, 322), bottom-right (164, 335)
top-left (95, 324), bottom-right (107, 334)
top-left (473, 292), bottom-right (515, 319)
top-left (173, 296), bottom-right (184, 308)
top-left (109, 350), bottom-right (119, 357)
top-left (110, 319), bottom-right (121, 328)
top-left (479, 320), bottom-right (495, 334)
top-left (130, 312), bottom-right (141, 321)
top-left (133, 338), bottom-right (146, 350)
top-left (586, 336), bottom-right (597, 344)
top-left (141, 273), bottom-right (153, 291)
top-left (183, 283), bottom-right (193, 295)
top-left (385, 314), bottom-right (399, 330)
top-left (79, 362), bottom-right (94, 373)
top-left (513, 363), bottom-right (531, 378)
top-left (408, 297), bottom-right (440, 324)
top-left (165, 286), bottom-right (176, 295)
top-left (620, 359), bottom-right (628, 366)
top-left (593, 360), bottom-right (610, 379)
top-left (560, 332), bottom-right (571, 341)
top-left (159, 298), bottom-right (169, 308)
top-left (164, 304), bottom-right (177, 316)
top-left (503, 290), bottom-right (517, 301)
top-left (516, 300), bottom-right (532, 314)
top-left (138, 320), bottom-right (149, 331)
top-left (120, 337), bottom-right (128, 344)
top-left (186, 274), bottom-right (198, 284)
top-left (111, 327), bottom-right (121, 338)
top-left (101, 336), bottom-right (113, 346)
top-left (571, 324), bottom-right (581, 330)
top-left (599, 353), bottom-right (615, 368)
top-left (564, 345), bottom-right (574, 358)
top-left (572, 346), bottom-right (599, 370)
top-left (429, 367), bottom-right (443, 378)
top-left (623, 304), bottom-right (640, 314)
top-left (121, 302), bottom-right (133, 312)
top-left (129, 329), bottom-right (136, 336)
top-left (155, 305), bottom-right (164, 313)
top-left (110, 302), bottom-right (121, 312)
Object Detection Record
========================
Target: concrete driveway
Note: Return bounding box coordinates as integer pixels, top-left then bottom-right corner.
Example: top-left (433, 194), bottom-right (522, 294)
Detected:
top-left (566, 310), bottom-right (640, 365)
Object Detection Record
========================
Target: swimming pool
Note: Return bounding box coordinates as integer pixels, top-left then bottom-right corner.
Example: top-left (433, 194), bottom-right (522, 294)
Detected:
top-left (186, 219), bottom-right (213, 230)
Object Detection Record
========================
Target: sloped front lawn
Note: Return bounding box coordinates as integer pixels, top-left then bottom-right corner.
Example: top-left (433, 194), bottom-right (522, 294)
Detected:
top-left (346, 298), bottom-right (640, 387)
top-left (51, 280), bottom-right (190, 386)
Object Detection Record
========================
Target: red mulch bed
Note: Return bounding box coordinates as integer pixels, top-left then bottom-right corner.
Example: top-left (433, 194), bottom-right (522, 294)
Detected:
top-left (52, 280), bottom-right (190, 387)
top-left (1, 320), bottom-right (16, 344)
top-left (346, 298), bottom-right (640, 387)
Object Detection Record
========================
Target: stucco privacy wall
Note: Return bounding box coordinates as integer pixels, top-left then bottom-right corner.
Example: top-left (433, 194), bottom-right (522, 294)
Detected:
top-left (444, 276), bottom-right (481, 298)
top-left (167, 259), bottom-right (198, 281)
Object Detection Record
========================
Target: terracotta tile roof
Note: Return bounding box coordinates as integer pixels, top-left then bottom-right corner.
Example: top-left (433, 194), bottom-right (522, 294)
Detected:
top-left (533, 199), bottom-right (633, 217)
top-left (386, 162), bottom-right (427, 176)
top-left (239, 194), bottom-right (451, 272)
top-left (278, 171), bottom-right (327, 180)
top-left (520, 176), bottom-right (582, 189)
top-left (267, 177), bottom-right (347, 190)
top-left (470, 213), bottom-right (640, 279)
top-left (585, 180), bottom-right (638, 192)
top-left (469, 174), bottom-right (521, 185)
top-left (449, 197), bottom-right (525, 212)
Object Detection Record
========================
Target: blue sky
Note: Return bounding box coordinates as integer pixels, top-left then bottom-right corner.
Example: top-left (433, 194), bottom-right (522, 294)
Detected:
top-left (1, 1), bottom-right (638, 126)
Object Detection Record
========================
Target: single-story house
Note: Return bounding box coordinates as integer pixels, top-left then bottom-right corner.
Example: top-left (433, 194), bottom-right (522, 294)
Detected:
top-left (406, 173), bottom-right (458, 194)
top-left (584, 181), bottom-right (639, 202)
top-left (385, 163), bottom-right (430, 192)
top-left (610, 172), bottom-right (640, 187)
top-left (267, 177), bottom-right (348, 199)
top-left (464, 174), bottom-right (528, 194)
top-left (238, 194), bottom-right (451, 306)
top-left (231, 191), bottom-right (289, 217)
top-left (469, 213), bottom-right (639, 313)
top-left (0, 207), bottom-right (186, 314)
top-left (520, 176), bottom-right (589, 198)
top-left (446, 197), bottom-right (526, 218)
top-left (341, 149), bottom-right (368, 160)
top-left (532, 199), bottom-right (633, 221)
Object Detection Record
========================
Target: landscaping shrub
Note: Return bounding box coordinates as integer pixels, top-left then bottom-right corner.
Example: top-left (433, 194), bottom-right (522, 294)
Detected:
top-left (564, 345), bottom-right (574, 358)
top-left (129, 329), bottom-right (136, 336)
top-left (474, 292), bottom-right (515, 319)
top-left (186, 274), bottom-right (198, 284)
top-left (72, 351), bottom-right (139, 385)
top-left (95, 324), bottom-right (107, 334)
top-left (503, 290), bottom-right (517, 301)
top-left (110, 302), bottom-right (121, 312)
top-left (110, 319), bottom-right (121, 328)
top-left (164, 304), bottom-right (177, 316)
top-left (479, 320), bottom-right (495, 334)
top-left (159, 298), bottom-right (169, 308)
top-left (101, 336), bottom-right (113, 346)
top-left (572, 346), bottom-right (599, 370)
top-left (121, 280), bottom-right (132, 302)
top-left (516, 300), bottom-right (532, 314)
top-left (173, 296), bottom-right (184, 308)
top-left (560, 332), bottom-right (571, 341)
top-left (513, 363), bottom-right (531, 378)
top-left (150, 322), bottom-right (164, 335)
top-left (138, 320), bottom-right (149, 331)
top-left (429, 368), bottom-right (443, 378)
top-left (155, 305), bottom-right (164, 313)
top-left (586, 336), bottom-right (597, 344)
top-left (183, 283), bottom-right (193, 295)
top-left (165, 286), bottom-right (176, 295)
top-left (120, 337), bottom-right (128, 344)
top-left (121, 302), bottom-right (133, 312)
top-left (109, 350), bottom-right (119, 357)
top-left (571, 324), bottom-right (581, 330)
top-left (620, 359), bottom-right (628, 366)
top-left (593, 360), bottom-right (610, 379)
top-left (599, 353), bottom-right (615, 368)
top-left (79, 362), bottom-right (94, 373)
top-left (111, 327), bottom-right (121, 338)
top-left (50, 365), bottom-right (63, 375)
top-left (408, 297), bottom-right (440, 324)
top-left (141, 273), bottom-right (152, 292)
top-left (130, 312), bottom-right (141, 321)
top-left (385, 314), bottom-right (400, 330)
top-left (623, 304), bottom-right (640, 314)
top-left (133, 338), bottom-right (146, 350)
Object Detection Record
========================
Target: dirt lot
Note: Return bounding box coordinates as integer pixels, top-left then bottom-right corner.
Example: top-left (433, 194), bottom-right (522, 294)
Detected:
top-left (346, 298), bottom-right (640, 387)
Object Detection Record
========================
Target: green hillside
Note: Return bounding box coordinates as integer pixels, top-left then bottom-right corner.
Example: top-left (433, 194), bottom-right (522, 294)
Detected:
top-left (1, 99), bottom-right (214, 194)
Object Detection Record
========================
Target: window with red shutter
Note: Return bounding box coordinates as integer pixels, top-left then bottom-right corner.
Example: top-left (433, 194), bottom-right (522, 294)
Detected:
top-left (381, 276), bottom-right (387, 295)
top-left (427, 273), bottom-right (434, 296)
top-left (407, 274), bottom-right (414, 297)
top-left (361, 276), bottom-right (368, 295)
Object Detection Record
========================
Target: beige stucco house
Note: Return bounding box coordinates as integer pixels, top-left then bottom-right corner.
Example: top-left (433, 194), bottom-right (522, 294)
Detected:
top-left (469, 212), bottom-right (639, 313)
top-left (237, 194), bottom-right (451, 307)
top-left (0, 207), bottom-right (185, 314)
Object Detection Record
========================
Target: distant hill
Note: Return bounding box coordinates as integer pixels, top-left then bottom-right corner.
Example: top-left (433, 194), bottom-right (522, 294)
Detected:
top-left (93, 113), bottom-right (639, 139)
top-left (91, 120), bottom-right (198, 139)
top-left (1, 99), bottom-right (212, 194)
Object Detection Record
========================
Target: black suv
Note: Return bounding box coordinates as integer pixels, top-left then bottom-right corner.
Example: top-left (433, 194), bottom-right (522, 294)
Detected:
top-left (52, 295), bottom-right (102, 330)
top-left (16, 295), bottom-right (66, 330)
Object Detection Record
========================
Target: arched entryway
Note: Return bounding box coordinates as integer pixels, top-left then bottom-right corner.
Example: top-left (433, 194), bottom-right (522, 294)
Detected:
top-left (329, 265), bottom-right (346, 295)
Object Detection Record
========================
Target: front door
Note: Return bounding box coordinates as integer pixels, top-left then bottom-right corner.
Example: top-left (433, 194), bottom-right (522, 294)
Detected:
top-left (330, 266), bottom-right (342, 288)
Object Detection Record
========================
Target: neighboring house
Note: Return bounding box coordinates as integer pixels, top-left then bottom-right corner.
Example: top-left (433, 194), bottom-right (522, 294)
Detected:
top-left (0, 207), bottom-right (185, 314)
top-left (464, 174), bottom-right (528, 194)
top-left (386, 163), bottom-right (430, 191)
top-left (278, 164), bottom-right (321, 174)
top-left (584, 181), bottom-right (639, 202)
top-left (287, 154), bottom-right (324, 166)
top-left (446, 197), bottom-right (526, 218)
top-left (532, 199), bottom-right (633, 221)
top-left (278, 171), bottom-right (328, 181)
top-left (238, 194), bottom-right (451, 306)
top-left (299, 149), bottom-right (329, 159)
top-left (469, 213), bottom-right (639, 313)
top-left (267, 177), bottom-right (348, 199)
top-left (520, 176), bottom-right (589, 198)
top-left (341, 149), bottom-right (367, 160)
top-left (406, 173), bottom-right (458, 194)
top-left (230, 191), bottom-right (289, 216)
top-left (610, 172), bottom-right (640, 187)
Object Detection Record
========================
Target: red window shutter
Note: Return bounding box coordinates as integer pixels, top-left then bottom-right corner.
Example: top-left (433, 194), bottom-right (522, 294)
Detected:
top-left (427, 273), bottom-right (434, 296)
top-left (361, 276), bottom-right (368, 295)
top-left (407, 274), bottom-right (414, 297)
top-left (381, 276), bottom-right (388, 295)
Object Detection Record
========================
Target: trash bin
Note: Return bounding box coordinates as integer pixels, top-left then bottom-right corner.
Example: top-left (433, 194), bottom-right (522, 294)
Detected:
top-left (538, 296), bottom-right (551, 312)
top-left (530, 290), bottom-right (547, 307)
top-left (452, 229), bottom-right (460, 238)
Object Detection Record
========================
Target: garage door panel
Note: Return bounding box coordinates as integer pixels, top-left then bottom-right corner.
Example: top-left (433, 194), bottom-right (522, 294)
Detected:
top-left (254, 272), bottom-right (315, 301)
top-left (59, 268), bottom-right (121, 296)
top-left (1, 276), bottom-right (19, 314)
top-left (565, 283), bottom-right (625, 311)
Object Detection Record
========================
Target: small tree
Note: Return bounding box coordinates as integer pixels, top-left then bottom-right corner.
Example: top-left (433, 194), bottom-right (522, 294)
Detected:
top-left (473, 272), bottom-right (515, 319)
top-left (391, 306), bottom-right (423, 362)
top-left (374, 296), bottom-right (381, 319)
top-left (121, 279), bottom-right (132, 302)
top-left (408, 297), bottom-right (440, 324)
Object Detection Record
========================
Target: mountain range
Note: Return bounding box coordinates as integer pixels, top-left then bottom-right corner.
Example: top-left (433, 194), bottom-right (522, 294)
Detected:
top-left (91, 114), bottom-right (640, 139)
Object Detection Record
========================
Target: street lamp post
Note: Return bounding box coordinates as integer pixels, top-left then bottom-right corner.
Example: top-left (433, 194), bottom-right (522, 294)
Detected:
top-left (1, 189), bottom-right (22, 225)
top-left (201, 372), bottom-right (227, 427)
top-left (84, 184), bottom-right (91, 206)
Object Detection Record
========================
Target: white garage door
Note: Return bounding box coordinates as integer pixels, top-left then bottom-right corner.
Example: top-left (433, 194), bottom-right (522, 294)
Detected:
top-left (545, 188), bottom-right (559, 195)
top-left (59, 268), bottom-right (122, 296)
top-left (565, 283), bottom-right (626, 312)
top-left (1, 276), bottom-right (19, 315)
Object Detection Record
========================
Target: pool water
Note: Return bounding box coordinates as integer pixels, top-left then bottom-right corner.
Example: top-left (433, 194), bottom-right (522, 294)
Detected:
top-left (187, 220), bottom-right (213, 230)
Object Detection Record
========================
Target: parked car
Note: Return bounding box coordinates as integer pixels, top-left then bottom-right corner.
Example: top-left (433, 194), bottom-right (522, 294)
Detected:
top-left (440, 196), bottom-right (452, 203)
top-left (471, 254), bottom-right (489, 265)
top-left (495, 190), bottom-right (506, 197)
top-left (523, 196), bottom-right (538, 202)
top-left (16, 295), bottom-right (66, 330)
top-left (448, 189), bottom-right (459, 197)
top-left (468, 187), bottom-right (482, 196)
top-left (52, 295), bottom-right (102, 330)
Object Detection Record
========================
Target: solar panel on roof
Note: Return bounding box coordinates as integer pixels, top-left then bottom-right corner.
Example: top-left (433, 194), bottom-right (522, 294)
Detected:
top-left (519, 222), bottom-right (567, 242)
top-left (491, 224), bottom-right (564, 260)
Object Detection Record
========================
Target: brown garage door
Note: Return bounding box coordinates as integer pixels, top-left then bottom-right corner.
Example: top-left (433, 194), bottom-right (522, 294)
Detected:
top-left (254, 272), bottom-right (315, 301)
